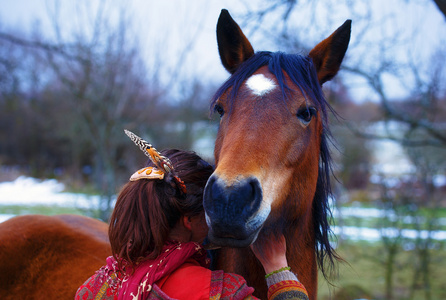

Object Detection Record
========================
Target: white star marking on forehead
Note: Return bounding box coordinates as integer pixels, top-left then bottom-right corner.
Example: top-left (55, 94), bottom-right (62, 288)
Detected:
top-left (246, 74), bottom-right (276, 96)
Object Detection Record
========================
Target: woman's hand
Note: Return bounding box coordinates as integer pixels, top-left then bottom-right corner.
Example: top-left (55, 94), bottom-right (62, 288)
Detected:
top-left (250, 234), bottom-right (288, 274)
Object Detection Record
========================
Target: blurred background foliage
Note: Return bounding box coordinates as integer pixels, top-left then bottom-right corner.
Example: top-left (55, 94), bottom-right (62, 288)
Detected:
top-left (0, 0), bottom-right (445, 299)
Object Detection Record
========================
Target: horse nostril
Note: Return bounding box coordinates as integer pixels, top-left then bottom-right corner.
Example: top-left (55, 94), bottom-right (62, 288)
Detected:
top-left (244, 178), bottom-right (262, 216)
top-left (203, 175), bottom-right (221, 216)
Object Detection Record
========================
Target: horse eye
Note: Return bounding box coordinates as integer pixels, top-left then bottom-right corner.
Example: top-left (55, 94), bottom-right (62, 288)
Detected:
top-left (214, 104), bottom-right (225, 117)
top-left (296, 107), bottom-right (317, 125)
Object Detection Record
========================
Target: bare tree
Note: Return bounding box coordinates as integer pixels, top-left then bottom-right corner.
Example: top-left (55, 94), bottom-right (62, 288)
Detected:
top-left (0, 2), bottom-right (160, 219)
top-left (43, 2), bottom-right (160, 219)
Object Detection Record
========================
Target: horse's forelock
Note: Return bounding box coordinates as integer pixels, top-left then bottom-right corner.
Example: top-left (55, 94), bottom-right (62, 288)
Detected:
top-left (210, 51), bottom-right (331, 122)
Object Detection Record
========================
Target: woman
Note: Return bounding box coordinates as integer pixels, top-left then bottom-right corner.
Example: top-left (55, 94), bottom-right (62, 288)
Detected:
top-left (75, 130), bottom-right (308, 300)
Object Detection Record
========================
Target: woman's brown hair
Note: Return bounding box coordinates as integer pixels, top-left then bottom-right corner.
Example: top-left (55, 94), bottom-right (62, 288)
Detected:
top-left (108, 149), bottom-right (213, 268)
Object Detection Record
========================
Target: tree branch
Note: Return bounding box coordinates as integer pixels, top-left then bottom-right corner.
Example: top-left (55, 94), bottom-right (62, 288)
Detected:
top-left (346, 121), bottom-right (444, 147)
top-left (343, 65), bottom-right (446, 145)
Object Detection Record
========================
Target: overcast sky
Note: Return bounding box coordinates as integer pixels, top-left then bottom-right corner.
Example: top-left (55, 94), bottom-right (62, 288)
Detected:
top-left (1, 0), bottom-right (445, 102)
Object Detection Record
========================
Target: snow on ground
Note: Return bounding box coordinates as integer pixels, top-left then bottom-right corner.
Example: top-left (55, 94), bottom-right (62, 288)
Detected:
top-left (0, 176), bottom-right (101, 211)
top-left (333, 226), bottom-right (446, 243)
top-left (0, 176), bottom-right (445, 242)
top-left (0, 214), bottom-right (16, 223)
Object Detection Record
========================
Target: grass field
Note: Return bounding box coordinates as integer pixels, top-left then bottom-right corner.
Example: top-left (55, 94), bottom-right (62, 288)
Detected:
top-left (0, 204), bottom-right (84, 216)
top-left (317, 241), bottom-right (446, 300)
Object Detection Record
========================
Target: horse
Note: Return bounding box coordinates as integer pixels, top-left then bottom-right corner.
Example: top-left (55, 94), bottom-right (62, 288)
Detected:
top-left (203, 10), bottom-right (351, 299)
top-left (0, 214), bottom-right (111, 299)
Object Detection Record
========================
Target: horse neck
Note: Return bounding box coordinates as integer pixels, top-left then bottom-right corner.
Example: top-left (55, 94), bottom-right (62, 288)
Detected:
top-left (286, 216), bottom-right (318, 299)
top-left (214, 196), bottom-right (318, 300)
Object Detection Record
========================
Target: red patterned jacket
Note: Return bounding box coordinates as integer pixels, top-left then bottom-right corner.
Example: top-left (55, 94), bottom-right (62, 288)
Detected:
top-left (75, 241), bottom-right (308, 300)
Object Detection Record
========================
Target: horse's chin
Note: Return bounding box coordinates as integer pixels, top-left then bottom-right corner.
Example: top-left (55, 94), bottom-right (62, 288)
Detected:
top-left (206, 227), bottom-right (261, 248)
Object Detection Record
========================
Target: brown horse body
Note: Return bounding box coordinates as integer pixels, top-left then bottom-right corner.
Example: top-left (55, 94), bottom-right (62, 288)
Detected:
top-left (0, 214), bottom-right (111, 299)
top-left (204, 10), bottom-right (351, 299)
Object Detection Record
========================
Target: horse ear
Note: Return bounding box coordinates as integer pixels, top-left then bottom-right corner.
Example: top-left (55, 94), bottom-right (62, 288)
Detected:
top-left (217, 9), bottom-right (255, 74)
top-left (309, 20), bottom-right (352, 85)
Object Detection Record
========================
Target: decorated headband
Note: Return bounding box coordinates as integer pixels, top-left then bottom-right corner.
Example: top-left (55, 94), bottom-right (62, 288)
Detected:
top-left (124, 129), bottom-right (187, 194)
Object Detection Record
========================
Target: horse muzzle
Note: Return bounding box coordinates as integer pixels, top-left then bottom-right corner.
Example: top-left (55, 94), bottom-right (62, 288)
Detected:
top-left (203, 174), bottom-right (269, 248)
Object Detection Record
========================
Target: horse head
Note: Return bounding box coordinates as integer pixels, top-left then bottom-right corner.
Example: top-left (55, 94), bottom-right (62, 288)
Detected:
top-left (203, 9), bottom-right (351, 252)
